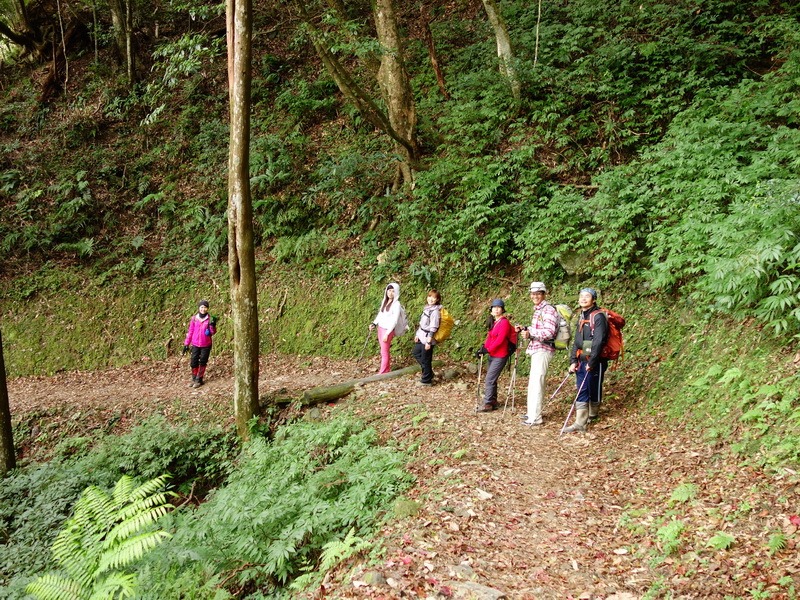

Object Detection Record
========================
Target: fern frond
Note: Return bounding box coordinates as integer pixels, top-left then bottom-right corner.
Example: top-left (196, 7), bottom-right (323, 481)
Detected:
top-left (29, 475), bottom-right (173, 600)
top-left (26, 573), bottom-right (86, 600)
top-left (88, 572), bottom-right (137, 599)
top-left (106, 504), bottom-right (173, 546)
top-left (98, 531), bottom-right (172, 572)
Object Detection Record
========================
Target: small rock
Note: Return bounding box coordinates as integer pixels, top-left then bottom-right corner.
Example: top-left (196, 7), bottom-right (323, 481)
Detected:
top-left (361, 571), bottom-right (387, 586)
top-left (443, 368), bottom-right (460, 380)
top-left (442, 580), bottom-right (506, 599)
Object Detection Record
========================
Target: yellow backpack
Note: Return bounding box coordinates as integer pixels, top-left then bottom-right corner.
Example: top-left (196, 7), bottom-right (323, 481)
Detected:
top-left (433, 308), bottom-right (455, 343)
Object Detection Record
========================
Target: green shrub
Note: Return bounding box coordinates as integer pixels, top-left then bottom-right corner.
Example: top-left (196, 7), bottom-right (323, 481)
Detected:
top-left (135, 414), bottom-right (413, 598)
top-left (26, 475), bottom-right (172, 600)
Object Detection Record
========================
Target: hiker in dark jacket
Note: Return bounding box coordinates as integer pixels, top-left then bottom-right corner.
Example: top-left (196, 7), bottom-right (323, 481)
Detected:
top-left (564, 288), bottom-right (608, 432)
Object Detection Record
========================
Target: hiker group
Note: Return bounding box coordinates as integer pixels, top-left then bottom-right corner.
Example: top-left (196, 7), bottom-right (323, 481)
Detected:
top-left (367, 281), bottom-right (624, 434)
top-left (179, 282), bottom-right (624, 434)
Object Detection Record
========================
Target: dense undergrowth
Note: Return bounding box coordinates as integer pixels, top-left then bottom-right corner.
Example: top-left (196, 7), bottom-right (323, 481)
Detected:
top-left (1, 412), bottom-right (412, 599)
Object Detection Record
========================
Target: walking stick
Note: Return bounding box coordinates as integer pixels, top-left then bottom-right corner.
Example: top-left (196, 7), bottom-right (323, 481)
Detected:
top-left (559, 369), bottom-right (589, 437)
top-left (543, 372), bottom-right (572, 411)
top-left (474, 354), bottom-right (484, 412)
top-left (502, 349), bottom-right (520, 415)
top-left (353, 329), bottom-right (372, 375)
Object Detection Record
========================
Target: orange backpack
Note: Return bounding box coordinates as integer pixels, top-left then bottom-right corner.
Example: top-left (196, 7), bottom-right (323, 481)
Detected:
top-left (581, 308), bottom-right (625, 361)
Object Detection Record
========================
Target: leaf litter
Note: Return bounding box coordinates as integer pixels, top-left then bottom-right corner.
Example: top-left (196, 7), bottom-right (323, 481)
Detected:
top-left (7, 353), bottom-right (800, 599)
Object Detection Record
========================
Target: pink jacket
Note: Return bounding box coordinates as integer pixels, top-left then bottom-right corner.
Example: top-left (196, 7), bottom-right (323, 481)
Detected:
top-left (184, 314), bottom-right (216, 348)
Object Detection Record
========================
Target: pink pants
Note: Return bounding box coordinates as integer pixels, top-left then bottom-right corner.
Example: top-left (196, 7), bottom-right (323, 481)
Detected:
top-left (377, 326), bottom-right (396, 374)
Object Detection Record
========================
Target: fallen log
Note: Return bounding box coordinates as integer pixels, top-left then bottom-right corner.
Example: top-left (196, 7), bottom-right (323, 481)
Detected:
top-left (300, 360), bottom-right (444, 406)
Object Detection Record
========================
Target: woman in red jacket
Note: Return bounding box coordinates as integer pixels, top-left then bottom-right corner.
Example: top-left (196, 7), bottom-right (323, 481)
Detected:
top-left (475, 299), bottom-right (514, 412)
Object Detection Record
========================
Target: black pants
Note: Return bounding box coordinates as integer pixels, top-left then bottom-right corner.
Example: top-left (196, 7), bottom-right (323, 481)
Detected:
top-left (412, 342), bottom-right (434, 383)
top-left (190, 345), bottom-right (212, 369)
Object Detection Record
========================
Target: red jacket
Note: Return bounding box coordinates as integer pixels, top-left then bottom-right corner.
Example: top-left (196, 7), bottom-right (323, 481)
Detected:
top-left (483, 316), bottom-right (513, 358)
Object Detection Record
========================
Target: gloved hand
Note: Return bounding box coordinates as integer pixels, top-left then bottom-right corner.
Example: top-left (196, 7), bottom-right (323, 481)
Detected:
top-left (474, 346), bottom-right (488, 358)
top-left (182, 345), bottom-right (189, 355)
top-left (205, 328), bottom-right (211, 336)
top-left (210, 316), bottom-right (217, 327)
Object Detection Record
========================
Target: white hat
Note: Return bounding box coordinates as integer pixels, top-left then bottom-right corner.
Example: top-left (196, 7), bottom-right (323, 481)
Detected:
top-left (529, 282), bottom-right (547, 293)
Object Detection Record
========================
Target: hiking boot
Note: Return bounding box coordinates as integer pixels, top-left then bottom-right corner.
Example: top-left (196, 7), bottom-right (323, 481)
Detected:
top-left (589, 402), bottom-right (600, 419)
top-left (522, 419), bottom-right (543, 426)
top-left (189, 376), bottom-right (197, 388)
top-left (192, 377), bottom-right (204, 388)
top-left (477, 403), bottom-right (496, 413)
top-left (562, 403), bottom-right (589, 433)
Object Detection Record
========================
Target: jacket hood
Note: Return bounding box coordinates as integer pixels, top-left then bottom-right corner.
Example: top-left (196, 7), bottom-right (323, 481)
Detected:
top-left (383, 282), bottom-right (400, 303)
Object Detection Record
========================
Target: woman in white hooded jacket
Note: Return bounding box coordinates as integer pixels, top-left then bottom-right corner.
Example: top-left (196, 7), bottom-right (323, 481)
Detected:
top-left (369, 282), bottom-right (402, 373)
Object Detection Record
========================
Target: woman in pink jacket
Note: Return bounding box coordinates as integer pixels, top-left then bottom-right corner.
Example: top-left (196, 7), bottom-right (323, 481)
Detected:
top-left (183, 299), bottom-right (217, 388)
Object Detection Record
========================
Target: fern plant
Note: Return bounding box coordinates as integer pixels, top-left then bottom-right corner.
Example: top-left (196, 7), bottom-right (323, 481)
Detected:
top-left (289, 527), bottom-right (372, 591)
top-left (706, 531), bottom-right (736, 551)
top-left (26, 475), bottom-right (173, 600)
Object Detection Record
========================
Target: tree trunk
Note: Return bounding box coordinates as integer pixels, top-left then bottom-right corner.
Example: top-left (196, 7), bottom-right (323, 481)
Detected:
top-left (0, 331), bottom-right (16, 476)
top-left (293, 2), bottom-right (416, 165)
top-left (481, 0), bottom-right (521, 102)
top-left (108, 0), bottom-right (135, 85)
top-left (373, 0), bottom-right (418, 187)
top-left (0, 0), bottom-right (44, 56)
top-left (300, 361), bottom-right (444, 405)
top-left (227, 0), bottom-right (260, 440)
top-left (125, 0), bottom-right (135, 84)
top-left (420, 5), bottom-right (449, 101)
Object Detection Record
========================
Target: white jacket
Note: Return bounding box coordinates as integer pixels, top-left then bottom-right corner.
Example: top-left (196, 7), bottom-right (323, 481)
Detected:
top-left (373, 283), bottom-right (401, 331)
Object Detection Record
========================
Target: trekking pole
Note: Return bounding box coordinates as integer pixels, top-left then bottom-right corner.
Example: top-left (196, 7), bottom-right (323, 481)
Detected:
top-left (559, 370), bottom-right (589, 437)
top-left (353, 329), bottom-right (372, 375)
top-left (543, 372), bottom-right (572, 411)
top-left (474, 354), bottom-right (484, 412)
top-left (502, 349), bottom-right (519, 415)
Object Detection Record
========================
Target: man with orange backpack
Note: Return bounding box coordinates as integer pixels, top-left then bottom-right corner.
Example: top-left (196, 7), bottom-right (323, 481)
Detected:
top-left (563, 288), bottom-right (608, 432)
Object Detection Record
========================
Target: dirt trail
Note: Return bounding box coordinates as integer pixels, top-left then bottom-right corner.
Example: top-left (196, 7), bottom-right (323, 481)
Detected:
top-left (8, 354), bottom-right (799, 599)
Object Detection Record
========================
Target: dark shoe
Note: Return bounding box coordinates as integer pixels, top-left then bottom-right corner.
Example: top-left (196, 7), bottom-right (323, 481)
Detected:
top-left (189, 376), bottom-right (197, 388)
top-left (477, 404), bottom-right (496, 413)
top-left (192, 378), bottom-right (204, 388)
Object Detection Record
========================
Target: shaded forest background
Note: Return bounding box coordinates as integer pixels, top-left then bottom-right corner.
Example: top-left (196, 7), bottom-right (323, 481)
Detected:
top-left (1, 0), bottom-right (798, 340)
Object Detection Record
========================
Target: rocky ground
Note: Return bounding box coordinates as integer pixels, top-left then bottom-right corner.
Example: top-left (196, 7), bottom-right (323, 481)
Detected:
top-left (8, 352), bottom-right (800, 599)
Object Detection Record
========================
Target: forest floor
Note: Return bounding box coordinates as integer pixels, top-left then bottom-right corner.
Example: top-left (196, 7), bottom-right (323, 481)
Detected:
top-left (8, 352), bottom-right (800, 600)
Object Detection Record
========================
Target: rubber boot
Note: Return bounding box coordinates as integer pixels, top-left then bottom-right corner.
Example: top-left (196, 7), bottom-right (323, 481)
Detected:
top-left (563, 402), bottom-right (589, 433)
top-left (589, 402), bottom-right (600, 419)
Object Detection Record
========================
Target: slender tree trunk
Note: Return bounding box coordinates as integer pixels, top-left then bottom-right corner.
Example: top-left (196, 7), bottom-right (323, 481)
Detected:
top-left (125, 0), bottom-right (135, 84)
top-left (481, 0), bottom-right (521, 102)
top-left (108, 0), bottom-right (135, 85)
top-left (373, 0), bottom-right (418, 187)
top-left (296, 6), bottom-right (416, 163)
top-left (420, 5), bottom-right (449, 100)
top-left (227, 0), bottom-right (260, 440)
top-left (0, 331), bottom-right (16, 476)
